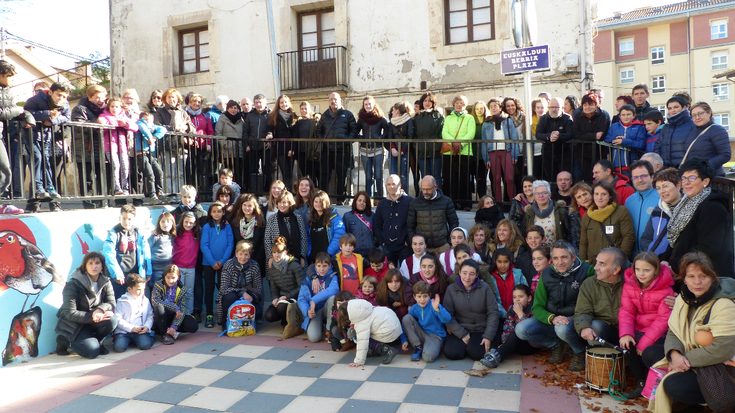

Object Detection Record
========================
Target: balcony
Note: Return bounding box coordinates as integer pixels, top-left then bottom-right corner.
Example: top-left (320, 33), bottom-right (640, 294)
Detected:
top-left (277, 45), bottom-right (348, 92)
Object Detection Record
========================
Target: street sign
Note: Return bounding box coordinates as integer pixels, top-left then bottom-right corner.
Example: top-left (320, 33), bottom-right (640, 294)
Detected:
top-left (500, 45), bottom-right (551, 75)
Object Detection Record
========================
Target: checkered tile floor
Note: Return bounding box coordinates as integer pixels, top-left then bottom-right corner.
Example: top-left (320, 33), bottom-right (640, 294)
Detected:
top-left (43, 337), bottom-right (523, 413)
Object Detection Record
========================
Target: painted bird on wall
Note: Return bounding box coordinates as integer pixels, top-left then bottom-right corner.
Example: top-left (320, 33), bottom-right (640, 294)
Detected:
top-left (0, 230), bottom-right (65, 312)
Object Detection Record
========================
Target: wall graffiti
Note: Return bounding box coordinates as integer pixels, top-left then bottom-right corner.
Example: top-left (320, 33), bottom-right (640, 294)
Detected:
top-left (0, 207), bottom-right (164, 366)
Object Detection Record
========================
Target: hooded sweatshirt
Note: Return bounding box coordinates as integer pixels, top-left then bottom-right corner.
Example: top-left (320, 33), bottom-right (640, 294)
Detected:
top-left (114, 292), bottom-right (154, 335)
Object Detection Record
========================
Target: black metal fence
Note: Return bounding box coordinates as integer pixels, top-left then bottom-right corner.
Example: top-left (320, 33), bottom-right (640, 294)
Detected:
top-left (1, 119), bottom-right (654, 209)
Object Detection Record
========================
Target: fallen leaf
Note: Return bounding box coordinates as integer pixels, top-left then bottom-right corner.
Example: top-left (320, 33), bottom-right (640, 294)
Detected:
top-left (277, 339), bottom-right (283, 341)
top-left (313, 366), bottom-right (318, 369)
top-left (211, 349), bottom-right (216, 352)
top-left (440, 365), bottom-right (447, 368)
top-left (412, 375), bottom-right (418, 378)
top-left (125, 377), bottom-right (131, 380)
top-left (530, 409), bottom-right (539, 413)
top-left (506, 370), bottom-right (513, 373)
top-left (467, 410), bottom-right (476, 412)
top-left (463, 369), bottom-right (489, 377)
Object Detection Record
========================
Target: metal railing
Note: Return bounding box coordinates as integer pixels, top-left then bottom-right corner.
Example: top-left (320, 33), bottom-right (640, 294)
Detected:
top-left (3, 120), bottom-right (735, 212)
top-left (277, 46), bottom-right (348, 91)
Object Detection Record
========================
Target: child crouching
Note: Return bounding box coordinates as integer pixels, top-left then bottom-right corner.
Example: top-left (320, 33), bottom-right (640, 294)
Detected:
top-left (151, 264), bottom-right (199, 344)
top-left (113, 274), bottom-right (154, 352)
top-left (339, 298), bottom-right (402, 367)
top-left (401, 281), bottom-right (452, 363)
top-left (329, 290), bottom-right (355, 351)
top-left (481, 284), bottom-right (536, 368)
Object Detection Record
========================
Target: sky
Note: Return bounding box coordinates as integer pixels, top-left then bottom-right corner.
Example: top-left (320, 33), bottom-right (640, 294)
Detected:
top-left (2, 0), bottom-right (110, 69)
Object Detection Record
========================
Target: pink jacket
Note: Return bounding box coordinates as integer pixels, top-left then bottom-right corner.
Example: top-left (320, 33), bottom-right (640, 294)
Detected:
top-left (188, 111), bottom-right (213, 147)
top-left (618, 265), bottom-right (674, 351)
top-left (98, 110), bottom-right (139, 153)
top-left (171, 230), bottom-right (200, 268)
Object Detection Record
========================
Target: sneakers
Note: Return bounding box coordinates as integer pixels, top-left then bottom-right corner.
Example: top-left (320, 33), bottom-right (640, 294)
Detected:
top-left (480, 348), bottom-right (501, 369)
top-left (411, 346), bottom-right (423, 362)
top-left (149, 195), bottom-right (162, 205)
top-left (379, 343), bottom-right (398, 364)
top-left (0, 204), bottom-right (24, 215)
top-left (548, 344), bottom-right (567, 364)
top-left (569, 352), bottom-right (585, 371)
top-left (161, 334), bottom-right (175, 345)
top-left (47, 188), bottom-right (60, 199)
top-left (205, 315), bottom-right (214, 328)
top-left (114, 190), bottom-right (124, 195)
top-left (35, 190), bottom-right (49, 199)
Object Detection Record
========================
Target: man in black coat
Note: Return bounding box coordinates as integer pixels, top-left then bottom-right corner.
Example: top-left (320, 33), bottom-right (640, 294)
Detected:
top-left (406, 175), bottom-right (459, 255)
top-left (536, 98), bottom-right (573, 182)
top-left (316, 92), bottom-right (357, 200)
top-left (242, 94), bottom-right (272, 192)
top-left (373, 174), bottom-right (414, 266)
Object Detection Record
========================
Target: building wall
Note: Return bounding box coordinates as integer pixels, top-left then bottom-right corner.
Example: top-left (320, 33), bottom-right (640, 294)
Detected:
top-left (110, 0), bottom-right (594, 116)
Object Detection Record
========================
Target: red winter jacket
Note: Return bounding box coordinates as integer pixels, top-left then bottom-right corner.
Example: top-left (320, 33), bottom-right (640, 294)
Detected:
top-left (618, 264), bottom-right (674, 351)
top-left (612, 173), bottom-right (635, 206)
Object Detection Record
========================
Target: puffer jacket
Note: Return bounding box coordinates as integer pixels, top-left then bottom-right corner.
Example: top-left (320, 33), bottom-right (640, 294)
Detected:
top-left (0, 84), bottom-right (33, 134)
top-left (215, 257), bottom-right (262, 322)
top-left (153, 104), bottom-right (195, 133)
top-left (242, 108), bottom-right (271, 151)
top-left (71, 97), bottom-right (105, 162)
top-left (654, 109), bottom-right (696, 169)
top-left (267, 255), bottom-right (305, 299)
top-left (640, 200), bottom-right (672, 257)
top-left (316, 107), bottom-right (358, 151)
top-left (342, 211), bottom-right (375, 257)
top-left (604, 120), bottom-right (646, 170)
top-left (441, 111), bottom-right (475, 156)
top-left (23, 89), bottom-right (70, 145)
top-left (579, 204), bottom-right (636, 262)
top-left (298, 264), bottom-right (339, 329)
top-left (681, 121), bottom-right (731, 176)
top-left (523, 201), bottom-right (570, 244)
top-left (574, 273), bottom-right (625, 333)
top-left (55, 269), bottom-right (116, 343)
top-left (373, 191), bottom-right (413, 252)
top-left (443, 277), bottom-right (499, 341)
top-left (532, 258), bottom-right (594, 324)
top-left (306, 207), bottom-right (346, 257)
top-left (188, 111), bottom-right (213, 136)
top-left (349, 299), bottom-right (403, 365)
top-left (618, 265), bottom-right (674, 351)
top-left (509, 195), bottom-right (532, 231)
top-left (413, 109), bottom-right (444, 158)
top-left (406, 189), bottom-right (460, 249)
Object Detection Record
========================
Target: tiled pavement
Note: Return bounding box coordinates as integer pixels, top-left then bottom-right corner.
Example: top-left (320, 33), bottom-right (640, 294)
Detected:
top-left (0, 322), bottom-right (641, 413)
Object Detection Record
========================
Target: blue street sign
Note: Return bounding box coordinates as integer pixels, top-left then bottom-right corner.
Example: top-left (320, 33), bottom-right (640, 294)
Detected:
top-left (501, 45), bottom-right (551, 75)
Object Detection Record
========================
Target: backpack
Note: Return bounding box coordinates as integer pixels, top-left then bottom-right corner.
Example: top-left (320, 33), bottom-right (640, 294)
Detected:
top-left (219, 299), bottom-right (256, 337)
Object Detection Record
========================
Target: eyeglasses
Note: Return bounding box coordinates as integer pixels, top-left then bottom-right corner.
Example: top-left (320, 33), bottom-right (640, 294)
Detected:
top-left (681, 175), bottom-right (700, 183)
top-left (533, 191), bottom-right (550, 196)
top-left (691, 111), bottom-right (708, 118)
top-left (548, 106), bottom-right (560, 109)
top-left (656, 183), bottom-right (676, 191)
top-left (153, 96), bottom-right (162, 100)
top-left (631, 174), bottom-right (650, 181)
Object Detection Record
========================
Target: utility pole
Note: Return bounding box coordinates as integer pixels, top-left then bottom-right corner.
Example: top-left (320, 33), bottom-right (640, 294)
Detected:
top-left (1, 27), bottom-right (5, 59)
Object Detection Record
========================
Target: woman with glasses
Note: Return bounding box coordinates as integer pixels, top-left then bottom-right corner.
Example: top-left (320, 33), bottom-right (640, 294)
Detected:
top-left (662, 158), bottom-right (734, 278)
top-left (679, 102), bottom-right (731, 176)
top-left (640, 168), bottom-right (681, 258)
top-left (579, 179), bottom-right (635, 263)
top-left (146, 90), bottom-right (164, 115)
top-left (522, 180), bottom-right (569, 246)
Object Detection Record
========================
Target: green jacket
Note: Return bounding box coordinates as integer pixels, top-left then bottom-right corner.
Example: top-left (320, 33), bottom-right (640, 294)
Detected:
top-left (574, 274), bottom-right (624, 334)
top-left (441, 111), bottom-right (475, 156)
top-left (533, 259), bottom-right (594, 324)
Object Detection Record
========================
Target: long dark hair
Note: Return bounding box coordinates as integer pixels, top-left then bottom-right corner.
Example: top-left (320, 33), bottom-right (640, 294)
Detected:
top-left (309, 190), bottom-right (332, 227)
top-left (352, 191), bottom-right (372, 216)
top-left (419, 254), bottom-right (449, 292)
top-left (376, 268), bottom-right (405, 307)
top-left (176, 212), bottom-right (201, 239)
top-left (231, 194), bottom-right (266, 228)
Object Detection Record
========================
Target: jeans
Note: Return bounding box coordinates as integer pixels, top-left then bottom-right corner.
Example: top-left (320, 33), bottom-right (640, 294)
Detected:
top-left (9, 132), bottom-right (22, 197)
top-left (515, 316), bottom-right (587, 354)
top-left (137, 152), bottom-right (163, 197)
top-left (389, 152), bottom-right (408, 190)
top-left (306, 306), bottom-right (326, 343)
top-left (25, 128), bottom-right (55, 193)
top-left (587, 319), bottom-right (618, 345)
top-left (108, 150), bottom-right (129, 192)
top-left (360, 153), bottom-right (384, 198)
top-left (416, 157), bottom-right (442, 191)
top-left (179, 267), bottom-right (196, 315)
top-left (113, 332), bottom-right (154, 352)
top-left (69, 317), bottom-right (118, 359)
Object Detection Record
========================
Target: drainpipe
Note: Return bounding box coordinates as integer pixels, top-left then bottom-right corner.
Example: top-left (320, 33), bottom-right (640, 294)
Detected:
top-left (266, 0), bottom-right (281, 97)
top-left (687, 12), bottom-right (692, 96)
top-left (580, 0), bottom-right (586, 87)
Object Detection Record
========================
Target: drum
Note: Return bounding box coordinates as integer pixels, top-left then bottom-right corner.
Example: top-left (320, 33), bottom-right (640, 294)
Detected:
top-left (585, 346), bottom-right (626, 392)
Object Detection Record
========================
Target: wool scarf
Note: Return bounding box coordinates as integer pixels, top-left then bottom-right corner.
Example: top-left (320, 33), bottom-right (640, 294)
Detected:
top-left (224, 110), bottom-right (241, 124)
top-left (532, 201), bottom-right (554, 219)
top-left (277, 210), bottom-right (302, 259)
top-left (586, 203), bottom-right (617, 223)
top-left (359, 111), bottom-right (382, 125)
top-left (279, 109), bottom-right (292, 123)
top-left (509, 111), bottom-right (524, 128)
top-left (391, 113), bottom-right (411, 127)
top-left (239, 216), bottom-right (256, 240)
top-left (186, 107), bottom-right (202, 117)
top-left (273, 255), bottom-right (291, 275)
top-left (667, 187), bottom-right (711, 246)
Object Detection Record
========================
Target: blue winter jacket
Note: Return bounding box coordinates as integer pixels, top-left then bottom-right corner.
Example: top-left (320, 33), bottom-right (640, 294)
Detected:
top-left (640, 200), bottom-right (672, 257)
top-left (23, 90), bottom-right (71, 143)
top-left (645, 124), bottom-right (664, 153)
top-left (307, 207), bottom-right (346, 257)
top-left (680, 121), bottom-right (731, 176)
top-left (480, 118), bottom-right (520, 162)
top-left (407, 302), bottom-right (452, 339)
top-left (298, 264), bottom-right (339, 330)
top-left (200, 221), bottom-right (234, 266)
top-left (604, 121), bottom-right (647, 170)
top-left (207, 104), bottom-right (223, 127)
top-left (654, 109), bottom-right (696, 169)
top-left (135, 120), bottom-right (167, 155)
top-left (625, 187), bottom-right (660, 256)
top-left (102, 225), bottom-right (152, 283)
top-left (342, 211), bottom-right (376, 257)
top-left (373, 192), bottom-right (413, 252)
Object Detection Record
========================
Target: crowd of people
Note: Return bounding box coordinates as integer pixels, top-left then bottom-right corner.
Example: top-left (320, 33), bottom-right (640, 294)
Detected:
top-left (1, 55), bottom-right (731, 410)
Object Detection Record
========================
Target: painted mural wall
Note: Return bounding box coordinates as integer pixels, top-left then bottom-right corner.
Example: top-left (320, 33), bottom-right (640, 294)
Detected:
top-left (0, 206), bottom-right (166, 367)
